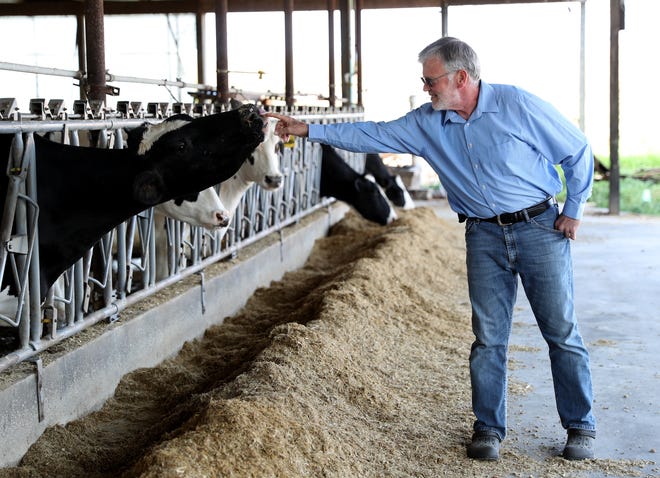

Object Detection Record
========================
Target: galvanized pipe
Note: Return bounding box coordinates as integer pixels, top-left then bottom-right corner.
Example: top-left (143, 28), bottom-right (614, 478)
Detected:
top-left (0, 61), bottom-right (209, 92)
top-left (0, 106), bottom-right (364, 373)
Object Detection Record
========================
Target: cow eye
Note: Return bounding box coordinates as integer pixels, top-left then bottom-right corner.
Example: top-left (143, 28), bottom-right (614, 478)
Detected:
top-left (177, 141), bottom-right (186, 152)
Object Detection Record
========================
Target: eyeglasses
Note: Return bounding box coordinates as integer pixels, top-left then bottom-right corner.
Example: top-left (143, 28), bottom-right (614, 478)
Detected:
top-left (420, 71), bottom-right (453, 88)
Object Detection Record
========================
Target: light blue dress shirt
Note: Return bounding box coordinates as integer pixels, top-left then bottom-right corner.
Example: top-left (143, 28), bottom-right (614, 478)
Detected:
top-left (308, 81), bottom-right (594, 220)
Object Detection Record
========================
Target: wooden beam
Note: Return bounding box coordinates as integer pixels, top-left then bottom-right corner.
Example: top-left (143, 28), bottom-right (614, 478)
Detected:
top-left (0, 0), bottom-right (580, 17)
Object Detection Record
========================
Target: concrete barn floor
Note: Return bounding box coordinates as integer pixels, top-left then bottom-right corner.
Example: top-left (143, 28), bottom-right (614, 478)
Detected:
top-left (427, 199), bottom-right (659, 473)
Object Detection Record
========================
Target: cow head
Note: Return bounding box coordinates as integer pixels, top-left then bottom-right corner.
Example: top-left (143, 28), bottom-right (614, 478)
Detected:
top-left (127, 104), bottom-right (264, 206)
top-left (352, 174), bottom-right (398, 226)
top-left (155, 187), bottom-right (230, 229)
top-left (386, 175), bottom-right (416, 210)
top-left (239, 117), bottom-right (284, 190)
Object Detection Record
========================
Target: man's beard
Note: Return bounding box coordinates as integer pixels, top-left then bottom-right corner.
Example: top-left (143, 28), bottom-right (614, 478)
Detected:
top-left (431, 88), bottom-right (460, 111)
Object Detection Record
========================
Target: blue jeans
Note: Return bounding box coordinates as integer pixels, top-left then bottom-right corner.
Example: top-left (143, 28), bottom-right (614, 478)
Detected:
top-left (465, 205), bottom-right (596, 440)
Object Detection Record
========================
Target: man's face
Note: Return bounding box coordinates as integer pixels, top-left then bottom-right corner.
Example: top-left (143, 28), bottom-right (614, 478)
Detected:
top-left (421, 57), bottom-right (460, 111)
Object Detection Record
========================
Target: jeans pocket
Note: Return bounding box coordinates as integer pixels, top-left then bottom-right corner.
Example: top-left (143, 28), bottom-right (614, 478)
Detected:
top-left (530, 206), bottom-right (564, 235)
top-left (465, 219), bottom-right (478, 235)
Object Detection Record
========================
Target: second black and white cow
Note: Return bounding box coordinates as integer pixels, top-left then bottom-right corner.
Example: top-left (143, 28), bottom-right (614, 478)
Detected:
top-left (0, 104), bottom-right (264, 298)
top-left (152, 116), bottom-right (284, 280)
top-left (320, 144), bottom-right (396, 226)
top-left (365, 153), bottom-right (415, 210)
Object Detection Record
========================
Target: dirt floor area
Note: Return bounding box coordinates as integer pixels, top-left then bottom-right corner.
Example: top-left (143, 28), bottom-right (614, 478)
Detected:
top-left (0, 204), bottom-right (656, 478)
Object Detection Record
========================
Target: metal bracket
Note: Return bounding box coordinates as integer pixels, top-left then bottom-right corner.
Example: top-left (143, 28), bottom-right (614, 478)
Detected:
top-left (47, 99), bottom-right (67, 119)
top-left (279, 229), bottom-right (285, 262)
top-left (82, 282), bottom-right (91, 314)
top-left (73, 100), bottom-right (93, 119)
top-left (29, 98), bottom-right (49, 120)
top-left (105, 85), bottom-right (120, 96)
top-left (198, 271), bottom-right (206, 315)
top-left (6, 234), bottom-right (28, 254)
top-left (27, 357), bottom-right (45, 422)
top-left (0, 97), bottom-right (18, 120)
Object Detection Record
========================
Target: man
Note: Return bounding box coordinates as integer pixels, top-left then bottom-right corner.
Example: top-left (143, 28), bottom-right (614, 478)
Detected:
top-left (266, 36), bottom-right (596, 461)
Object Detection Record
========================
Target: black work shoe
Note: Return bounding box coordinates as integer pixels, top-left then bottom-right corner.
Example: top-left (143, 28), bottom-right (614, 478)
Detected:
top-left (467, 430), bottom-right (501, 461)
top-left (562, 429), bottom-right (595, 460)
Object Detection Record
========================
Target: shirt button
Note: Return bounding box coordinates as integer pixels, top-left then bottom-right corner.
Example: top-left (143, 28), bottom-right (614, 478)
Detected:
top-left (468, 143), bottom-right (472, 148)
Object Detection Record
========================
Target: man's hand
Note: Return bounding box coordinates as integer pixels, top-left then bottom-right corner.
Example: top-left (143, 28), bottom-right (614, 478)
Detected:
top-left (555, 213), bottom-right (580, 240)
top-left (264, 112), bottom-right (310, 139)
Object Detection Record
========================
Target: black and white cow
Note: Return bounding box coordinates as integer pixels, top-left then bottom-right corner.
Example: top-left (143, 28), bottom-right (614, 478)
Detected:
top-left (365, 153), bottom-right (415, 210)
top-left (0, 104), bottom-right (264, 299)
top-left (152, 116), bottom-right (284, 280)
top-left (320, 144), bottom-right (396, 226)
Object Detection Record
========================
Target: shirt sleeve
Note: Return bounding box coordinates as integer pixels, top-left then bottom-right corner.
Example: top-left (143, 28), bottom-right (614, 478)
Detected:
top-left (307, 112), bottom-right (427, 157)
top-left (518, 93), bottom-right (594, 220)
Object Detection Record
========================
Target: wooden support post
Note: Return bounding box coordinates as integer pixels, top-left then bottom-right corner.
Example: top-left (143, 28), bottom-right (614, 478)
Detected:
top-left (215, 0), bottom-right (229, 107)
top-left (84, 0), bottom-right (106, 103)
top-left (284, 0), bottom-right (295, 108)
top-left (609, 0), bottom-right (624, 215)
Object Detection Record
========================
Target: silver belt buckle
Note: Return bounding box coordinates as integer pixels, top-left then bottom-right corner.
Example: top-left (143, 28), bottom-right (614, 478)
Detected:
top-left (496, 214), bottom-right (513, 226)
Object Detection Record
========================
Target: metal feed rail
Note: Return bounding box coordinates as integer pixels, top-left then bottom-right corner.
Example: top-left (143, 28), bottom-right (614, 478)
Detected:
top-left (0, 100), bottom-right (364, 372)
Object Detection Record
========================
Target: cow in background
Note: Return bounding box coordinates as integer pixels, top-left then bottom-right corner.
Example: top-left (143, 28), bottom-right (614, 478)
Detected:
top-left (320, 144), bottom-right (396, 226)
top-left (365, 153), bottom-right (415, 210)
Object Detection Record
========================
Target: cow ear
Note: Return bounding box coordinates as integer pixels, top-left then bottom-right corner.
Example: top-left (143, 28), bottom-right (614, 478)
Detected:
top-left (133, 170), bottom-right (165, 206)
top-left (354, 176), bottom-right (376, 193)
top-left (126, 122), bottom-right (150, 153)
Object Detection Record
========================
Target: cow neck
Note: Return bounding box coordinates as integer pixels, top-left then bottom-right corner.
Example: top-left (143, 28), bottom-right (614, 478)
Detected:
top-left (219, 166), bottom-right (254, 214)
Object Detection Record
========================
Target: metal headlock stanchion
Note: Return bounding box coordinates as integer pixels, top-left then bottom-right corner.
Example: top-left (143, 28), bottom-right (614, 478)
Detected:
top-left (0, 101), bottom-right (365, 373)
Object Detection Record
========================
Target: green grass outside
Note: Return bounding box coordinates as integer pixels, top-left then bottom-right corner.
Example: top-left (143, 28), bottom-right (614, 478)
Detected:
top-left (584, 154), bottom-right (659, 215)
top-left (554, 154), bottom-right (660, 216)
top-left (594, 154), bottom-right (660, 174)
top-left (589, 178), bottom-right (660, 215)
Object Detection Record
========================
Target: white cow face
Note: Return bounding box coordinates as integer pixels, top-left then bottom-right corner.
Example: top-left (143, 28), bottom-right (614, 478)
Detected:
top-left (240, 117), bottom-right (283, 190)
top-left (154, 187), bottom-right (230, 230)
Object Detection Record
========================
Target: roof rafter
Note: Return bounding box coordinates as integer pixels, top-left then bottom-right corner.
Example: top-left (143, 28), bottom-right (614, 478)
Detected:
top-left (0, 0), bottom-right (579, 17)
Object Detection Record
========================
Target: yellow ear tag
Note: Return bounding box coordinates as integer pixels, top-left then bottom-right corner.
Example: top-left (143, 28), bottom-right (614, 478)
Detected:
top-left (283, 135), bottom-right (296, 148)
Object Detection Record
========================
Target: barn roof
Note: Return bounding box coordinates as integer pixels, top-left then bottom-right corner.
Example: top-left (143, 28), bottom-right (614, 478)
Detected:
top-left (0, 0), bottom-right (576, 17)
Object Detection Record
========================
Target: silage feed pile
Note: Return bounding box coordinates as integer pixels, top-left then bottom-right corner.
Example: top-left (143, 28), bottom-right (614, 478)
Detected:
top-left (0, 207), bottom-right (650, 478)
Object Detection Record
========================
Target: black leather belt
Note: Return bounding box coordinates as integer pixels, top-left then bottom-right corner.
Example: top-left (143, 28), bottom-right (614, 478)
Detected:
top-left (458, 198), bottom-right (556, 226)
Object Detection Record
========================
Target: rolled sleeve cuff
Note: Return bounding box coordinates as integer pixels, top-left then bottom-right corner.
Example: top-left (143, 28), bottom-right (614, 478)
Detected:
top-left (308, 124), bottom-right (325, 142)
top-left (562, 197), bottom-right (586, 220)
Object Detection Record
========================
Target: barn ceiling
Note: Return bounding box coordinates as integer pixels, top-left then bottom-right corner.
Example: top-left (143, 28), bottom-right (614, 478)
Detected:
top-left (0, 0), bottom-right (577, 17)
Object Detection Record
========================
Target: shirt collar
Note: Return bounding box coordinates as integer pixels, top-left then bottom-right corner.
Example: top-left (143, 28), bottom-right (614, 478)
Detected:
top-left (442, 80), bottom-right (499, 124)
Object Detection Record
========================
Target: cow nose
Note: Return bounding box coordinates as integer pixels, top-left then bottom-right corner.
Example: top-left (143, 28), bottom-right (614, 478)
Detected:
top-left (215, 210), bottom-right (231, 228)
top-left (265, 174), bottom-right (283, 188)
